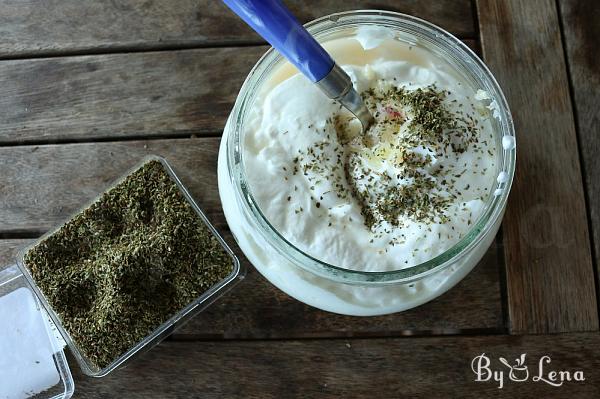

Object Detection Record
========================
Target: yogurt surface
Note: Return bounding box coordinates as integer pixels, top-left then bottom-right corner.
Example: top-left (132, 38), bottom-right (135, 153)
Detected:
top-left (243, 29), bottom-right (498, 272)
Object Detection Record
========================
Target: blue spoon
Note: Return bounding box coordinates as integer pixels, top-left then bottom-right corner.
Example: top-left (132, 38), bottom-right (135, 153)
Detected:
top-left (222, 0), bottom-right (374, 132)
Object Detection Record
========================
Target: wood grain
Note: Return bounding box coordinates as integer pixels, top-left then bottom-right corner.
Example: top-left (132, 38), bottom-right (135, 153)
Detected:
top-left (558, 0), bottom-right (600, 298)
top-left (69, 333), bottom-right (600, 398)
top-left (0, 0), bottom-right (476, 58)
top-left (0, 40), bottom-right (478, 144)
top-left (0, 239), bottom-right (28, 264)
top-left (0, 138), bottom-right (504, 335)
top-left (477, 0), bottom-right (598, 333)
top-left (0, 46), bottom-right (266, 144)
top-left (0, 139), bottom-right (224, 232)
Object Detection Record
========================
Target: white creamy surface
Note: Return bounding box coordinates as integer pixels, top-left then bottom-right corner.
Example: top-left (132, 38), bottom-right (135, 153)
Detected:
top-left (243, 33), bottom-right (498, 272)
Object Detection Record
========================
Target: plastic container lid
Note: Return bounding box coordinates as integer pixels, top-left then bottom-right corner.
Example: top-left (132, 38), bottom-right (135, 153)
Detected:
top-left (0, 264), bottom-right (74, 399)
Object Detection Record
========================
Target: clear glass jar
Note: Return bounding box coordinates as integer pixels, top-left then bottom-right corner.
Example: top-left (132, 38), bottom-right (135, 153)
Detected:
top-left (218, 10), bottom-right (516, 315)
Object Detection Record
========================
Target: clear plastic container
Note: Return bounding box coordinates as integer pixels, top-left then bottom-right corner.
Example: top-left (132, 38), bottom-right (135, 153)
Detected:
top-left (0, 264), bottom-right (74, 399)
top-left (15, 155), bottom-right (244, 377)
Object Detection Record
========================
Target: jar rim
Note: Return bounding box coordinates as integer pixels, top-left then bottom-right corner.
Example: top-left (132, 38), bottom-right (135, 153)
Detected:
top-left (226, 10), bottom-right (516, 285)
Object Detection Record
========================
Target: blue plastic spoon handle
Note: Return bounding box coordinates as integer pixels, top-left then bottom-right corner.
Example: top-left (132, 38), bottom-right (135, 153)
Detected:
top-left (222, 0), bottom-right (335, 82)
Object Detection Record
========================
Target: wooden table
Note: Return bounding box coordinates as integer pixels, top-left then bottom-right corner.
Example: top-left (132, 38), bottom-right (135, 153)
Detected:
top-left (1, 0), bottom-right (598, 397)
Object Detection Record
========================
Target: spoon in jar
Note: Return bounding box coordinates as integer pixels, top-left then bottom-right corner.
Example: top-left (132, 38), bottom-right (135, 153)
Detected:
top-left (222, 0), bottom-right (374, 134)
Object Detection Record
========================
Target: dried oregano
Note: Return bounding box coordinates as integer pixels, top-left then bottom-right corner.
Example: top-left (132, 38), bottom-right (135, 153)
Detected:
top-left (24, 159), bottom-right (233, 369)
top-left (288, 83), bottom-right (482, 234)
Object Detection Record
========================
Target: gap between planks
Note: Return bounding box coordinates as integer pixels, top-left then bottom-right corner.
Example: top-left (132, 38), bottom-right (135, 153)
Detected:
top-left (167, 327), bottom-right (507, 342)
top-left (0, 41), bottom-right (266, 62)
top-left (0, 132), bottom-right (219, 149)
top-left (0, 36), bottom-right (477, 62)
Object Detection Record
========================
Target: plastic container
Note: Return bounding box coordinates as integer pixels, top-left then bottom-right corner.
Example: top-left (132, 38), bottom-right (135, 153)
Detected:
top-left (9, 155), bottom-right (243, 378)
top-left (218, 10), bottom-right (516, 315)
top-left (0, 264), bottom-right (74, 399)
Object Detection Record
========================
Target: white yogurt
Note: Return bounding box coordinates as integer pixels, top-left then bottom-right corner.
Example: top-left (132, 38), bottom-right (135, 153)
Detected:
top-left (218, 26), bottom-right (508, 315)
top-left (243, 33), bottom-right (497, 272)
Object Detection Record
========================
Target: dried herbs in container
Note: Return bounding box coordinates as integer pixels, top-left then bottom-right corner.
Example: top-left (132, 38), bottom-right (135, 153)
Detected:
top-left (19, 157), bottom-right (241, 377)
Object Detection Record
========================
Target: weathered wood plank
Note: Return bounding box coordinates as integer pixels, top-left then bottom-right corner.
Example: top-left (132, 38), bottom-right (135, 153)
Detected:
top-left (70, 333), bottom-right (600, 398)
top-left (0, 139), bottom-right (224, 232)
top-left (558, 0), bottom-right (600, 299)
top-left (0, 40), bottom-right (478, 144)
top-left (0, 138), bottom-right (504, 335)
top-left (0, 0), bottom-right (476, 58)
top-left (0, 239), bottom-right (28, 265)
top-left (0, 46), bottom-right (266, 144)
top-left (477, 0), bottom-right (598, 333)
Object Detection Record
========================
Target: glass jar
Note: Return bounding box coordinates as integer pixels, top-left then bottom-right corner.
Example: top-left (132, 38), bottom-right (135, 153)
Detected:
top-left (218, 10), bottom-right (516, 316)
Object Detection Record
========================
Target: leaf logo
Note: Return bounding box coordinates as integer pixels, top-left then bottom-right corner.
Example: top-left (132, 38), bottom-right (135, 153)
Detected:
top-left (499, 353), bottom-right (529, 382)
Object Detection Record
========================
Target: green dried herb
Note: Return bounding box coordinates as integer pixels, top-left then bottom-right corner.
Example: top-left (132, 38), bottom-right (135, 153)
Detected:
top-left (292, 83), bottom-right (482, 235)
top-left (351, 84), bottom-right (478, 228)
top-left (24, 159), bottom-right (233, 370)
